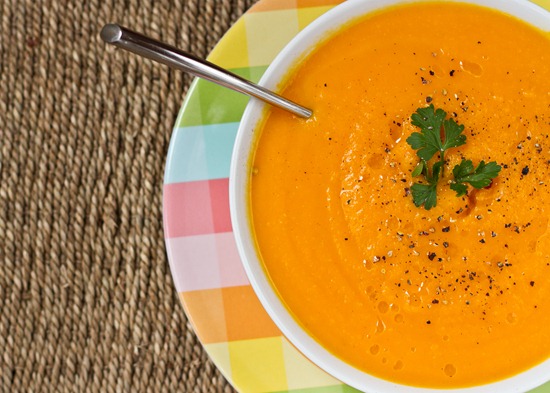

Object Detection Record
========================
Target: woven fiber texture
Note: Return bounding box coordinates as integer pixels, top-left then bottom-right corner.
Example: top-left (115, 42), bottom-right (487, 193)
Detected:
top-left (0, 0), bottom-right (257, 391)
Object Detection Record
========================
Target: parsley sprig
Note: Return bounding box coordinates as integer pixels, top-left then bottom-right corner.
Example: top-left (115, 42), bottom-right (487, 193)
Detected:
top-left (406, 105), bottom-right (501, 210)
top-left (450, 159), bottom-right (502, 197)
top-left (409, 161), bottom-right (442, 210)
top-left (407, 105), bottom-right (466, 163)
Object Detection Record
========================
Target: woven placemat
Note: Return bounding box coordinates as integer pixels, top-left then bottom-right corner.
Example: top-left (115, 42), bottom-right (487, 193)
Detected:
top-left (0, 1), bottom-right (257, 391)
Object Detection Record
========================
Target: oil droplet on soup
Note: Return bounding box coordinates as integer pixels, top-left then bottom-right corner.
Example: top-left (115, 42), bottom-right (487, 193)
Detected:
top-left (444, 364), bottom-right (457, 378)
top-left (378, 301), bottom-right (390, 314)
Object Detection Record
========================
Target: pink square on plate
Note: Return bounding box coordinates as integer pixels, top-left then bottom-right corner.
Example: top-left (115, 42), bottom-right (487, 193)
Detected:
top-left (209, 178), bottom-right (233, 233)
top-left (166, 232), bottom-right (250, 292)
top-left (166, 233), bottom-right (221, 292)
top-left (164, 180), bottom-right (216, 238)
top-left (216, 232), bottom-right (249, 287)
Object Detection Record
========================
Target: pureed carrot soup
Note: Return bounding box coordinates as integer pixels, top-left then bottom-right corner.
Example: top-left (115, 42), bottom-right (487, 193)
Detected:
top-left (250, 1), bottom-right (550, 389)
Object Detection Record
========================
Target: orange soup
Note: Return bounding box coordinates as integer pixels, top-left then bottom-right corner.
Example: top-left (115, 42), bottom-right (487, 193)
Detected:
top-left (250, 1), bottom-right (550, 388)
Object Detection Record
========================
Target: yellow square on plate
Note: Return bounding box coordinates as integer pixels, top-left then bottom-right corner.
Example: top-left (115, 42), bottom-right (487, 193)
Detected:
top-left (245, 9), bottom-right (300, 67)
top-left (229, 337), bottom-right (288, 392)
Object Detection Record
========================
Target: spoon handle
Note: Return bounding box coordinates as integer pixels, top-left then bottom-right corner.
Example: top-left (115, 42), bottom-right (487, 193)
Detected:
top-left (100, 24), bottom-right (312, 118)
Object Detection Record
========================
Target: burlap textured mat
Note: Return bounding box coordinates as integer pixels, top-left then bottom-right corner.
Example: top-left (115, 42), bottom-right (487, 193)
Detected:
top-left (1, 1), bottom-right (257, 391)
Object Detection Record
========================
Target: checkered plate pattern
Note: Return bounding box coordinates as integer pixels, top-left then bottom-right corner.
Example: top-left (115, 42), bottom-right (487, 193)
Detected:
top-left (163, 0), bottom-right (550, 391)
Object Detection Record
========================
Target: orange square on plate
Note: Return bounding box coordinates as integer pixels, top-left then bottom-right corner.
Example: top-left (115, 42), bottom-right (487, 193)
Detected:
top-left (180, 289), bottom-right (228, 344)
top-left (297, 0), bottom-right (343, 7)
top-left (250, 0), bottom-right (297, 12)
top-left (222, 285), bottom-right (281, 341)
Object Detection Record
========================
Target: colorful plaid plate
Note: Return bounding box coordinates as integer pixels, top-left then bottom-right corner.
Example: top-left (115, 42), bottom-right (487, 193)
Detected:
top-left (163, 0), bottom-right (550, 391)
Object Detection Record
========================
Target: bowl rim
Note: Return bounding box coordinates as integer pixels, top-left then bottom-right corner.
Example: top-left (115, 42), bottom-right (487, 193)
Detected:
top-left (229, 0), bottom-right (550, 391)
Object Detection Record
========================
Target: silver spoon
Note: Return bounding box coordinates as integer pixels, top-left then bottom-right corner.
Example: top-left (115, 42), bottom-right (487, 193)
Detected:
top-left (100, 24), bottom-right (312, 118)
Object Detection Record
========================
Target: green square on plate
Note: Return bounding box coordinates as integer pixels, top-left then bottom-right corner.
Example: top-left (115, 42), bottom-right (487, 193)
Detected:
top-left (178, 65), bottom-right (269, 127)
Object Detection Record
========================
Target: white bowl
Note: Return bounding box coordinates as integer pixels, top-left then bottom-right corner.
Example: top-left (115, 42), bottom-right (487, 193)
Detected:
top-left (229, 0), bottom-right (550, 391)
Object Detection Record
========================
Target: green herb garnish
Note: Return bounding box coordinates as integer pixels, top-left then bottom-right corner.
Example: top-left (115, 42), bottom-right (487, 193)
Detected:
top-left (407, 105), bottom-right (466, 163)
top-left (406, 104), bottom-right (501, 210)
top-left (450, 159), bottom-right (502, 197)
top-left (410, 161), bottom-right (442, 210)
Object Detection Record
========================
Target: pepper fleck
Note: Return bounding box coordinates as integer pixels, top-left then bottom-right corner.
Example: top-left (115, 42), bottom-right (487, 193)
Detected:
top-left (450, 70), bottom-right (456, 76)
top-left (522, 166), bottom-right (529, 175)
top-left (530, 281), bottom-right (535, 287)
top-left (442, 226), bottom-right (450, 233)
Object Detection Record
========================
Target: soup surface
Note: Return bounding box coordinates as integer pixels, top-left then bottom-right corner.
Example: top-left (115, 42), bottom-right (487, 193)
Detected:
top-left (251, 1), bottom-right (550, 388)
